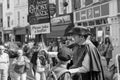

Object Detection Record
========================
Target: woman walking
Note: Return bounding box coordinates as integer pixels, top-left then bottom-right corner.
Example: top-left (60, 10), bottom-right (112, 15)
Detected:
top-left (11, 49), bottom-right (30, 80)
top-left (103, 37), bottom-right (114, 69)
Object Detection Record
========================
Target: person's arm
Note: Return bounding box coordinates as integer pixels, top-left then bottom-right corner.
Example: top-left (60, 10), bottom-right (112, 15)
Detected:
top-left (60, 73), bottom-right (71, 80)
top-left (69, 53), bottom-right (90, 73)
top-left (24, 56), bottom-right (30, 63)
top-left (11, 58), bottom-right (17, 64)
top-left (6, 54), bottom-right (10, 67)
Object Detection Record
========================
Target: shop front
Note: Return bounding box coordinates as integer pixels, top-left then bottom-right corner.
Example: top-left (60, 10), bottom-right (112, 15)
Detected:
top-left (74, 2), bottom-right (110, 42)
top-left (46, 13), bottom-right (73, 41)
top-left (13, 26), bottom-right (30, 43)
top-left (3, 30), bottom-right (13, 42)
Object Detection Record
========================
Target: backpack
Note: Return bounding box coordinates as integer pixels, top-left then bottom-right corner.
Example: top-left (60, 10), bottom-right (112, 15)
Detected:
top-left (47, 69), bottom-right (71, 80)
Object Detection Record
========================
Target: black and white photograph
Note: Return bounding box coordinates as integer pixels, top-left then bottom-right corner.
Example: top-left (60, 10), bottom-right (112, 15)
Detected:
top-left (0, 0), bottom-right (120, 80)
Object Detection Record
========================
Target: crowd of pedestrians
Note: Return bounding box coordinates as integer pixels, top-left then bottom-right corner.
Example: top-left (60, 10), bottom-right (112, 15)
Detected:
top-left (0, 27), bottom-right (119, 80)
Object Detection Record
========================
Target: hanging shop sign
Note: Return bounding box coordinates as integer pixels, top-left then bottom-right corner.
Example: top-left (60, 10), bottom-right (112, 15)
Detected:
top-left (51, 14), bottom-right (72, 26)
top-left (49, 3), bottom-right (56, 16)
top-left (31, 23), bottom-right (50, 34)
top-left (118, 0), bottom-right (120, 13)
top-left (74, 2), bottom-right (109, 22)
top-left (28, 0), bottom-right (50, 25)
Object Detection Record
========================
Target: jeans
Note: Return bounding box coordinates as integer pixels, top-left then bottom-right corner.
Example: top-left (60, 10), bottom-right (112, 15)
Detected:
top-left (35, 72), bottom-right (46, 80)
top-left (0, 69), bottom-right (8, 80)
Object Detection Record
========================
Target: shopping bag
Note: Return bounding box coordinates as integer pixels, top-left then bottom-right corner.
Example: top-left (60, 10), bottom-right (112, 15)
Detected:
top-left (14, 64), bottom-right (25, 74)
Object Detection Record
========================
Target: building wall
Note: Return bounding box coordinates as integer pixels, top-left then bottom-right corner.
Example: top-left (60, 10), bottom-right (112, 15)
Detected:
top-left (73, 0), bottom-right (120, 62)
top-left (57, 0), bottom-right (72, 16)
top-left (2, 0), bottom-right (14, 30)
top-left (14, 0), bottom-right (29, 27)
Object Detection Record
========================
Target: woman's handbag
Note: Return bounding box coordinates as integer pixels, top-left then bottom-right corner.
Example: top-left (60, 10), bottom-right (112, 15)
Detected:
top-left (14, 64), bottom-right (26, 74)
top-left (14, 57), bottom-right (30, 74)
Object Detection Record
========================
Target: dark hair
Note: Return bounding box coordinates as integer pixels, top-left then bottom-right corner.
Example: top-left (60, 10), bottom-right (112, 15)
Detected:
top-left (57, 47), bottom-right (71, 62)
top-left (105, 37), bottom-right (111, 44)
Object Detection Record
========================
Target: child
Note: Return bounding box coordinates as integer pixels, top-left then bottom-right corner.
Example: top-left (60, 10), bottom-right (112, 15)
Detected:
top-left (48, 47), bottom-right (72, 80)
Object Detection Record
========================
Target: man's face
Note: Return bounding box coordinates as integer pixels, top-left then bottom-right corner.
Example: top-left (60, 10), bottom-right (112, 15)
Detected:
top-left (72, 34), bottom-right (85, 45)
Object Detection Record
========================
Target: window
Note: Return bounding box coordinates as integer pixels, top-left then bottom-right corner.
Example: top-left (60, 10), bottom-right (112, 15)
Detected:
top-left (83, 22), bottom-right (88, 26)
top-left (18, 11), bottom-right (20, 26)
top-left (7, 16), bottom-right (10, 27)
top-left (17, 0), bottom-right (20, 4)
top-left (7, 0), bottom-right (10, 9)
top-left (89, 21), bottom-right (95, 26)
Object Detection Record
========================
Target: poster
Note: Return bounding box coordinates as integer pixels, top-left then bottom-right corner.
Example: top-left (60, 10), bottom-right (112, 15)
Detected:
top-left (28, 0), bottom-right (50, 25)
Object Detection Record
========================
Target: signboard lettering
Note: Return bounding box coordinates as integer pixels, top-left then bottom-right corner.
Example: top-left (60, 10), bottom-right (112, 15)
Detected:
top-left (31, 23), bottom-right (50, 34)
top-left (74, 2), bottom-right (109, 22)
top-left (93, 6), bottom-right (100, 18)
top-left (51, 15), bottom-right (71, 25)
top-left (28, 0), bottom-right (50, 24)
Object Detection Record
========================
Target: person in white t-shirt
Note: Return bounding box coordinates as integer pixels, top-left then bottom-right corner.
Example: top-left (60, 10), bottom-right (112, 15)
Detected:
top-left (0, 45), bottom-right (9, 80)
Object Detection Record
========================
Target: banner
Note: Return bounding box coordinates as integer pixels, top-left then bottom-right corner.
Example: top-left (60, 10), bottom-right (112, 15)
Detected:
top-left (28, 0), bottom-right (50, 25)
top-left (31, 23), bottom-right (50, 34)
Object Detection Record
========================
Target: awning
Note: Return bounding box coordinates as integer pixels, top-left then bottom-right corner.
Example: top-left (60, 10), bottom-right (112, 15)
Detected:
top-left (4, 30), bottom-right (13, 34)
top-left (13, 25), bottom-right (30, 35)
top-left (46, 25), bottom-right (68, 38)
top-left (14, 27), bottom-right (26, 35)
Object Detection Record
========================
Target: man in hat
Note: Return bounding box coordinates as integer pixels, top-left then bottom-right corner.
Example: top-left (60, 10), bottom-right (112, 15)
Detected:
top-left (67, 27), bottom-right (105, 80)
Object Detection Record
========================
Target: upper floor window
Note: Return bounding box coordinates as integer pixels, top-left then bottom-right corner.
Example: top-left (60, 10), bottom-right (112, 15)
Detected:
top-left (7, 16), bottom-right (10, 27)
top-left (7, 0), bottom-right (10, 9)
top-left (17, 0), bottom-right (20, 5)
top-left (18, 11), bottom-right (20, 26)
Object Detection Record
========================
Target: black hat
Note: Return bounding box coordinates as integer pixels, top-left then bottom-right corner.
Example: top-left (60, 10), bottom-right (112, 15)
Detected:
top-left (67, 26), bottom-right (91, 36)
top-left (57, 47), bottom-right (71, 62)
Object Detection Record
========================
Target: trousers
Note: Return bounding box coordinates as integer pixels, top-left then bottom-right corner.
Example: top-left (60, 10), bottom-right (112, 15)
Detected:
top-left (0, 69), bottom-right (8, 80)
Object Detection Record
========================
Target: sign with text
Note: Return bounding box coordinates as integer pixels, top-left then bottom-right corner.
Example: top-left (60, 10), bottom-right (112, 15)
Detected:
top-left (28, 0), bottom-right (50, 25)
top-left (51, 15), bottom-right (72, 26)
top-left (49, 3), bottom-right (56, 16)
top-left (74, 2), bottom-right (110, 22)
top-left (93, 6), bottom-right (100, 18)
top-left (31, 23), bottom-right (50, 34)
